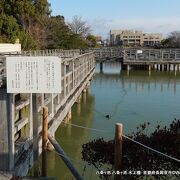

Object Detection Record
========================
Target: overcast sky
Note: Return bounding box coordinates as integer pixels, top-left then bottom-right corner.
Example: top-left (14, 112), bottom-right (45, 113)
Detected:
top-left (49, 0), bottom-right (180, 39)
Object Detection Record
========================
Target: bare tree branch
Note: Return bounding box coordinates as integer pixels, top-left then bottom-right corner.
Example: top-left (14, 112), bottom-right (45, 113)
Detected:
top-left (67, 15), bottom-right (91, 37)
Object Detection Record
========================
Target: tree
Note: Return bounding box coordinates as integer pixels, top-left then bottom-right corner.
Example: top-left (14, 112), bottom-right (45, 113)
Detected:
top-left (0, 1), bottom-right (89, 50)
top-left (44, 16), bottom-right (88, 49)
top-left (67, 15), bottom-right (91, 37)
top-left (33, 0), bottom-right (51, 16)
top-left (169, 31), bottom-right (180, 47)
top-left (1, 0), bottom-right (35, 30)
top-left (0, 0), bottom-right (52, 49)
top-left (161, 31), bottom-right (180, 48)
top-left (86, 34), bottom-right (97, 47)
top-left (44, 15), bottom-right (71, 49)
top-left (0, 14), bottom-right (19, 43)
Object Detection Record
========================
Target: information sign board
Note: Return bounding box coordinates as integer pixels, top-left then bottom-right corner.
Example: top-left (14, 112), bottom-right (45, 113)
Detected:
top-left (6, 56), bottom-right (61, 93)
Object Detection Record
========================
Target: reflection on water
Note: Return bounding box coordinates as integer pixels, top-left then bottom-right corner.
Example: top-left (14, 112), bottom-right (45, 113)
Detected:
top-left (47, 90), bottom-right (98, 180)
top-left (47, 62), bottom-right (180, 179)
top-left (93, 62), bottom-right (180, 136)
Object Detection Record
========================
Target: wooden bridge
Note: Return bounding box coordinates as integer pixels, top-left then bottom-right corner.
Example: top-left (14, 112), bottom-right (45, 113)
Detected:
top-left (89, 47), bottom-right (180, 72)
top-left (1, 46), bottom-right (180, 179)
top-left (122, 48), bottom-right (180, 71)
top-left (85, 47), bottom-right (123, 61)
top-left (123, 48), bottom-right (180, 61)
top-left (0, 49), bottom-right (95, 179)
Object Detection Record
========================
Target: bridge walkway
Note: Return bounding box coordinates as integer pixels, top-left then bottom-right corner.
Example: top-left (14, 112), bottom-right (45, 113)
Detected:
top-left (0, 49), bottom-right (95, 178)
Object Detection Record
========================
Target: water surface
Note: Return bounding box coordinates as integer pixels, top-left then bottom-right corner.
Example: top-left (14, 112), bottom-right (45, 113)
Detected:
top-left (47, 62), bottom-right (180, 179)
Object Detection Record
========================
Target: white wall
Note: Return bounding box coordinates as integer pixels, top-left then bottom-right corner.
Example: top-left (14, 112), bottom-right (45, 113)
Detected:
top-left (0, 43), bottom-right (21, 53)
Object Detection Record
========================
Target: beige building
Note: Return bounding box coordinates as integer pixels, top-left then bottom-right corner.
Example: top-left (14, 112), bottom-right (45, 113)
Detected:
top-left (110, 30), bottom-right (162, 46)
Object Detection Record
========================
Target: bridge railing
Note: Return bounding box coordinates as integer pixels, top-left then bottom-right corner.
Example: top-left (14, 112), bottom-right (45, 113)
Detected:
top-left (0, 50), bottom-right (95, 175)
top-left (124, 48), bottom-right (180, 61)
top-left (84, 47), bottom-right (123, 60)
top-left (6, 47), bottom-right (180, 62)
top-left (21, 49), bottom-right (81, 58)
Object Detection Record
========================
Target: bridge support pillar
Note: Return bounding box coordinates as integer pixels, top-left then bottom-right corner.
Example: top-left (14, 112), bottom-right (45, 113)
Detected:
top-left (83, 90), bottom-right (87, 105)
top-left (76, 95), bottom-right (82, 104)
top-left (170, 64), bottom-right (174, 71)
top-left (156, 64), bottom-right (158, 70)
top-left (82, 85), bottom-right (88, 104)
top-left (169, 64), bottom-right (171, 71)
top-left (177, 64), bottom-right (179, 71)
top-left (148, 65), bottom-right (151, 71)
top-left (154, 64), bottom-right (157, 70)
top-left (126, 65), bottom-right (130, 76)
top-left (162, 64), bottom-right (164, 71)
top-left (83, 88), bottom-right (87, 93)
top-left (77, 103), bottom-right (81, 116)
top-left (148, 65), bottom-right (151, 76)
top-left (165, 64), bottom-right (168, 71)
top-left (174, 64), bottom-right (177, 72)
top-left (86, 81), bottom-right (90, 89)
top-left (64, 110), bottom-right (72, 125)
top-left (67, 110), bottom-right (72, 120)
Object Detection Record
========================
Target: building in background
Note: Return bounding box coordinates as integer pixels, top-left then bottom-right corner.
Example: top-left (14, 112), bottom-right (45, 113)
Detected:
top-left (110, 30), bottom-right (163, 47)
top-left (95, 36), bottom-right (103, 45)
top-left (94, 36), bottom-right (109, 46)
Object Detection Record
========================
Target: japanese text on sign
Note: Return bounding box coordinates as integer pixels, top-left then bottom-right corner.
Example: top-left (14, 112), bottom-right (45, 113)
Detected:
top-left (6, 56), bottom-right (61, 93)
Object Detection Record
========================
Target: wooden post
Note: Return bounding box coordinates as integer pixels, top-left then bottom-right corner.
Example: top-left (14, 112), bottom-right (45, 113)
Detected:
top-left (32, 94), bottom-right (39, 177)
top-left (42, 106), bottom-right (48, 177)
top-left (114, 123), bottom-right (123, 180)
top-left (64, 64), bottom-right (66, 99)
top-left (51, 93), bottom-right (54, 117)
top-left (0, 91), bottom-right (14, 171)
top-left (7, 93), bottom-right (15, 171)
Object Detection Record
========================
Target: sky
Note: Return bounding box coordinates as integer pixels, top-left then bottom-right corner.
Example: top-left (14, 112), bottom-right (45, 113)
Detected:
top-left (49, 0), bottom-right (180, 39)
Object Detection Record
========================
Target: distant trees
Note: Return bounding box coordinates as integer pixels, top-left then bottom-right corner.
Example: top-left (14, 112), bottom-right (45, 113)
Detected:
top-left (67, 15), bottom-right (91, 37)
top-left (44, 15), bottom-right (88, 49)
top-left (86, 34), bottom-right (97, 47)
top-left (161, 31), bottom-right (180, 48)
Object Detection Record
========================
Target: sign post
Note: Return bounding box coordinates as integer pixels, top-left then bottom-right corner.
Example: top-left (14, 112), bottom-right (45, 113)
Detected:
top-left (6, 56), bottom-right (61, 177)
